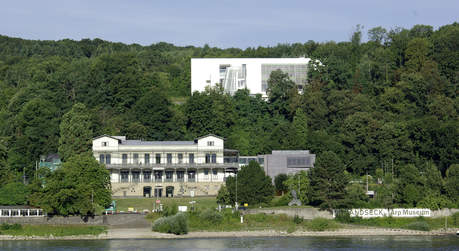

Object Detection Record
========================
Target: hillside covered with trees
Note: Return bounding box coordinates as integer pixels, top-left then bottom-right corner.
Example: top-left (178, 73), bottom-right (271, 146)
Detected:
top-left (0, 23), bottom-right (457, 210)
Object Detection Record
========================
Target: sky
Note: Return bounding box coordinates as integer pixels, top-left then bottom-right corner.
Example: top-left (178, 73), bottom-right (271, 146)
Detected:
top-left (1, 0), bottom-right (458, 48)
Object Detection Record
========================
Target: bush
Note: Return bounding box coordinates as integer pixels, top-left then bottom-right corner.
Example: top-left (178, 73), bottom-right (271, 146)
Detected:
top-left (293, 215), bottom-right (303, 224)
top-left (152, 213), bottom-right (188, 235)
top-left (452, 212), bottom-right (459, 226)
top-left (199, 209), bottom-right (223, 224)
top-left (161, 203), bottom-right (178, 217)
top-left (272, 194), bottom-right (290, 207)
top-left (0, 223), bottom-right (22, 231)
top-left (307, 218), bottom-right (337, 231)
top-left (404, 221), bottom-right (430, 231)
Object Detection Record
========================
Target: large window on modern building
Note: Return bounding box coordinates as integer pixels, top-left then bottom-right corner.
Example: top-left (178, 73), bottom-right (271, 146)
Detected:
top-left (189, 153), bottom-right (194, 164)
top-left (286, 157), bottom-right (311, 168)
top-left (167, 153), bottom-right (172, 164)
top-left (105, 154), bottom-right (111, 164)
top-left (205, 154), bottom-right (211, 164)
top-left (133, 153), bottom-right (139, 164)
top-left (211, 154), bottom-right (217, 163)
top-left (178, 153), bottom-right (183, 164)
top-left (144, 154), bottom-right (150, 165)
top-left (122, 154), bottom-right (128, 164)
top-left (155, 154), bottom-right (161, 164)
top-left (99, 154), bottom-right (105, 164)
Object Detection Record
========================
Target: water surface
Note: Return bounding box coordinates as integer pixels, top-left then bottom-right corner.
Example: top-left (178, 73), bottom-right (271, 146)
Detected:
top-left (1, 235), bottom-right (458, 250)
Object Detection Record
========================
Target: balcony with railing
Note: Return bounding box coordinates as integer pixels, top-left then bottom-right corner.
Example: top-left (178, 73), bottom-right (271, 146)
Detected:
top-left (106, 162), bottom-right (239, 169)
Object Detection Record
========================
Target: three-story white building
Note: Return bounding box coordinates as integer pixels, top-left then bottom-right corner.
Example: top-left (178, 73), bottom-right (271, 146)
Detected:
top-left (92, 134), bottom-right (239, 197)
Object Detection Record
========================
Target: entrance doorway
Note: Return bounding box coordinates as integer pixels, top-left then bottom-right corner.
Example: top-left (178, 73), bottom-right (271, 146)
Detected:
top-left (166, 186), bottom-right (174, 197)
top-left (154, 187), bottom-right (163, 197)
top-left (143, 186), bottom-right (152, 197)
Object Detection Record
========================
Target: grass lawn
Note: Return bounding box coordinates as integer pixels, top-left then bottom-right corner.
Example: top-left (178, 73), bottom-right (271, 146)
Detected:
top-left (114, 196), bottom-right (218, 212)
top-left (0, 224), bottom-right (107, 236)
top-left (345, 215), bottom-right (458, 231)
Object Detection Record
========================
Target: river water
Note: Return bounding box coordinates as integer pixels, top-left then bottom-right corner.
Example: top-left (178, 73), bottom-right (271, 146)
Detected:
top-left (1, 236), bottom-right (458, 250)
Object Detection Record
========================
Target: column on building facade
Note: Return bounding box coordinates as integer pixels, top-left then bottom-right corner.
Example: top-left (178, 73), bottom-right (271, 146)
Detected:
top-left (140, 169), bottom-right (143, 183)
top-left (118, 169), bottom-right (120, 183)
top-left (161, 170), bottom-right (165, 182)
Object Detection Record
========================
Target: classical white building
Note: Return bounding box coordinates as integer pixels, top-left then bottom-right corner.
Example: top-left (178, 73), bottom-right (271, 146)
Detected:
top-left (92, 134), bottom-right (239, 198)
top-left (191, 57), bottom-right (311, 97)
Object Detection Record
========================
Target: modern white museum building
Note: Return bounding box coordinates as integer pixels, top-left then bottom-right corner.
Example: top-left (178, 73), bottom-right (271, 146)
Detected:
top-left (191, 57), bottom-right (311, 97)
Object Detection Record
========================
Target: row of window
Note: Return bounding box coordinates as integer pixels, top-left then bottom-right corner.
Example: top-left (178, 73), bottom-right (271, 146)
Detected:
top-left (119, 170), bottom-right (218, 181)
top-left (99, 153), bottom-right (218, 165)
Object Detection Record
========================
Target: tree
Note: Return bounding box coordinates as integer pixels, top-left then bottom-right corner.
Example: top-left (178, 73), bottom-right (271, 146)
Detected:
top-left (291, 108), bottom-right (308, 149)
top-left (309, 151), bottom-right (348, 209)
top-left (224, 161), bottom-right (274, 205)
top-left (132, 88), bottom-right (172, 140)
top-left (445, 164), bottom-right (459, 204)
top-left (284, 171), bottom-right (310, 205)
top-left (274, 173), bottom-right (288, 194)
top-left (368, 26), bottom-right (387, 44)
top-left (58, 103), bottom-right (93, 161)
top-left (34, 154), bottom-right (111, 216)
top-left (0, 182), bottom-right (29, 205)
top-left (266, 69), bottom-right (297, 117)
top-left (216, 185), bottom-right (231, 205)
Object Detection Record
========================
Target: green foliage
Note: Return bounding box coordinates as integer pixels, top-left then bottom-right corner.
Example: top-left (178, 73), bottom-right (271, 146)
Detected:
top-left (152, 213), bottom-right (188, 235)
top-left (0, 23), bottom-right (457, 210)
top-left (0, 182), bottom-right (29, 205)
top-left (404, 221), bottom-right (430, 231)
top-left (33, 154), bottom-right (111, 216)
top-left (293, 215), bottom-right (304, 224)
top-left (1, 223), bottom-right (22, 231)
top-left (225, 161), bottom-right (274, 205)
top-left (445, 164), bottom-right (459, 203)
top-left (199, 208), bottom-right (223, 224)
top-left (58, 103), bottom-right (93, 161)
top-left (309, 151), bottom-right (348, 209)
top-left (274, 173), bottom-right (288, 194)
top-left (284, 171), bottom-right (310, 205)
top-left (161, 203), bottom-right (178, 217)
top-left (0, 224), bottom-right (106, 236)
top-left (307, 218), bottom-right (339, 231)
top-left (216, 185), bottom-right (231, 205)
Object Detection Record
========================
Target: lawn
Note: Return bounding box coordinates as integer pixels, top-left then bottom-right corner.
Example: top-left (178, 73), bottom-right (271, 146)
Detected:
top-left (0, 224), bottom-right (107, 236)
top-left (114, 196), bottom-right (218, 212)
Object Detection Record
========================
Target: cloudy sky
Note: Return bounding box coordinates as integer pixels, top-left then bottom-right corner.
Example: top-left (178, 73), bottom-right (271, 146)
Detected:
top-left (1, 0), bottom-right (458, 48)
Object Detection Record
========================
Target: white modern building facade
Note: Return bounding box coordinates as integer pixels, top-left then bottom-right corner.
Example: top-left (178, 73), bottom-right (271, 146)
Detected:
top-left (191, 58), bottom-right (311, 97)
top-left (92, 134), bottom-right (239, 198)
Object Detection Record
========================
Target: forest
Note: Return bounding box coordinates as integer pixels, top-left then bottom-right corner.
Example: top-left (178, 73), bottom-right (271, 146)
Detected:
top-left (0, 23), bottom-right (457, 211)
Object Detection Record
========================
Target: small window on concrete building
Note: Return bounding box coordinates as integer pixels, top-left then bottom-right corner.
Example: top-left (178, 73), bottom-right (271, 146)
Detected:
top-left (205, 154), bottom-right (211, 163)
top-left (207, 141), bottom-right (214, 146)
top-left (178, 153), bottom-right (183, 164)
top-left (204, 169), bottom-right (209, 175)
top-left (102, 142), bottom-right (108, 147)
top-left (99, 154), bottom-right (105, 164)
top-left (122, 154), bottom-right (128, 164)
top-left (212, 169), bottom-right (218, 175)
top-left (189, 153), bottom-right (194, 164)
top-left (211, 154), bottom-right (217, 163)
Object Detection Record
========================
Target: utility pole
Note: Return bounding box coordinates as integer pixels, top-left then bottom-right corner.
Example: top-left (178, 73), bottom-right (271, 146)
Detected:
top-left (235, 171), bottom-right (238, 210)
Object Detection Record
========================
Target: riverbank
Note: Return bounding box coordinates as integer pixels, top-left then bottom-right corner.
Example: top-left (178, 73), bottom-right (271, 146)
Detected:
top-left (1, 227), bottom-right (458, 240)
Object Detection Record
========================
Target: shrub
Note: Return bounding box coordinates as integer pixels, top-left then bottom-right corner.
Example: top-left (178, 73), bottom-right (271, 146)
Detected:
top-left (152, 213), bottom-right (188, 235)
top-left (451, 212), bottom-right (459, 227)
top-left (272, 194), bottom-right (290, 207)
top-left (0, 223), bottom-right (22, 231)
top-left (293, 215), bottom-right (303, 224)
top-left (307, 218), bottom-right (337, 231)
top-left (161, 203), bottom-right (178, 217)
top-left (199, 209), bottom-right (223, 224)
top-left (404, 221), bottom-right (430, 231)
